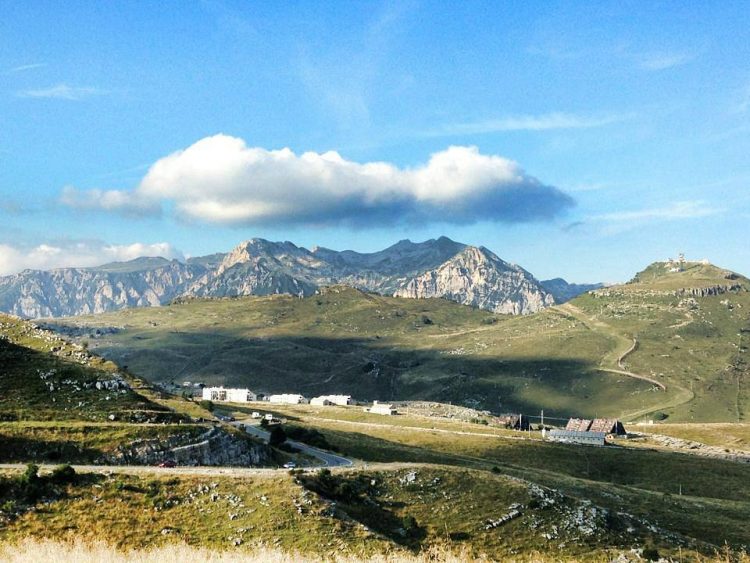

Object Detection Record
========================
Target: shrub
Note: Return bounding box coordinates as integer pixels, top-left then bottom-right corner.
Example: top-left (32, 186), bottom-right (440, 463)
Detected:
top-left (642, 544), bottom-right (660, 561)
top-left (50, 464), bottom-right (76, 484)
top-left (18, 464), bottom-right (42, 502)
top-left (198, 400), bottom-right (214, 412)
top-left (401, 515), bottom-right (420, 537)
top-left (285, 426), bottom-right (332, 450)
top-left (269, 426), bottom-right (287, 447)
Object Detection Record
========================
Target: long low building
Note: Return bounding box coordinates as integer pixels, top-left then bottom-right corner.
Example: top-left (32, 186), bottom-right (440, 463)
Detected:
top-left (369, 401), bottom-right (397, 415)
top-left (202, 386), bottom-right (256, 403)
top-left (268, 393), bottom-right (308, 405)
top-left (310, 394), bottom-right (353, 406)
top-left (546, 429), bottom-right (606, 446)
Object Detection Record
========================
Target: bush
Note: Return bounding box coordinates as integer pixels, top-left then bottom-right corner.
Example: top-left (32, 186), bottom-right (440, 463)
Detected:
top-left (269, 426), bottom-right (287, 447)
top-left (50, 464), bottom-right (76, 484)
top-left (18, 464), bottom-right (42, 502)
top-left (19, 463), bottom-right (40, 485)
top-left (642, 544), bottom-right (660, 561)
top-left (401, 515), bottom-right (420, 537)
top-left (198, 400), bottom-right (214, 412)
top-left (285, 426), bottom-right (332, 450)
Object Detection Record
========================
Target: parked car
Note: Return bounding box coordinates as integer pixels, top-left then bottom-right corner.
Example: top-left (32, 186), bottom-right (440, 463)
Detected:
top-left (282, 461), bottom-right (297, 469)
top-left (157, 460), bottom-right (176, 468)
top-left (251, 412), bottom-right (262, 419)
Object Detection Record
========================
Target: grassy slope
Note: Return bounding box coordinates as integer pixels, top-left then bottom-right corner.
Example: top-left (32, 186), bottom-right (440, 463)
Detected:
top-left (0, 313), bottom-right (222, 463)
top-left (570, 261), bottom-right (750, 422)
top-left (232, 403), bottom-right (750, 551)
top-left (56, 287), bottom-right (663, 420)
top-left (0, 464), bottom-right (731, 561)
top-left (0, 314), bottom-right (169, 421)
top-left (57, 259), bottom-right (750, 422)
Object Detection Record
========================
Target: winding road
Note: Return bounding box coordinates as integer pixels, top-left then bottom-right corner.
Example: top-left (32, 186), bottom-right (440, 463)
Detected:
top-left (233, 421), bottom-right (353, 467)
top-left (555, 303), bottom-right (694, 420)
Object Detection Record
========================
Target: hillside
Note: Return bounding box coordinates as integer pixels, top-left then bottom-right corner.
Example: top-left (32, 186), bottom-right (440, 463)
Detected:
top-left (50, 286), bottom-right (663, 421)
top-left (0, 313), bottom-right (171, 422)
top-left (0, 314), bottom-right (272, 466)
top-left (50, 259), bottom-right (750, 422)
top-left (0, 237), bottom-right (558, 318)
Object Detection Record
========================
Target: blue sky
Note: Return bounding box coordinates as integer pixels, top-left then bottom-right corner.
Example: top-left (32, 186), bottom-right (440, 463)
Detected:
top-left (1, 1), bottom-right (749, 282)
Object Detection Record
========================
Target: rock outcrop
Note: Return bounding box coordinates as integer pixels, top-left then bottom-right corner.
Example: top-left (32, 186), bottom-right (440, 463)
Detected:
top-left (393, 246), bottom-right (554, 315)
top-left (101, 427), bottom-right (272, 466)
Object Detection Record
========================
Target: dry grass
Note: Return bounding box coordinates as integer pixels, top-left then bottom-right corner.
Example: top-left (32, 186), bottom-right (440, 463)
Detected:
top-left (0, 539), bottom-right (517, 563)
top-left (1, 539), bottom-right (748, 563)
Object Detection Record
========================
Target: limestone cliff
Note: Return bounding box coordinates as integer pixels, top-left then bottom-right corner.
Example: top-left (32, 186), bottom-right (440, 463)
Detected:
top-left (393, 246), bottom-right (554, 315)
top-left (0, 237), bottom-right (558, 317)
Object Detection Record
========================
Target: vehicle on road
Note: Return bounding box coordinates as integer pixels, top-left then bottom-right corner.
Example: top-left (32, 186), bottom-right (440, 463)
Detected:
top-left (282, 461), bottom-right (297, 469)
top-left (157, 460), bottom-right (176, 468)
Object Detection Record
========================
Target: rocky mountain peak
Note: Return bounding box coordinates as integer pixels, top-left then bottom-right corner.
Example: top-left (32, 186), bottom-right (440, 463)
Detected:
top-left (0, 236), bottom-right (574, 318)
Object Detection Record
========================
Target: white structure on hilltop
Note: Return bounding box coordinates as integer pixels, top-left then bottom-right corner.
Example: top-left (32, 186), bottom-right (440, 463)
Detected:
top-left (369, 400), bottom-right (397, 415)
top-left (310, 394), bottom-right (353, 407)
top-left (202, 386), bottom-right (256, 403)
top-left (268, 393), bottom-right (308, 405)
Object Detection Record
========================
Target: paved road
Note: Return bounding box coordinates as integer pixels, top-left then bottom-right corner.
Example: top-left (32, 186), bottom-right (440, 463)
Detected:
top-left (233, 421), bottom-right (353, 467)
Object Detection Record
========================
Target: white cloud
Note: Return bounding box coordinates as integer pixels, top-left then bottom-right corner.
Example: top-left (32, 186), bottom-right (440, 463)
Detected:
top-left (60, 186), bottom-right (159, 215)
top-left (594, 200), bottom-right (721, 223)
top-left (17, 83), bottom-right (107, 100)
top-left (0, 240), bottom-right (183, 276)
top-left (421, 112), bottom-right (630, 137)
top-left (7, 63), bottom-right (46, 73)
top-left (59, 134), bottom-right (574, 226)
top-left (638, 52), bottom-right (693, 71)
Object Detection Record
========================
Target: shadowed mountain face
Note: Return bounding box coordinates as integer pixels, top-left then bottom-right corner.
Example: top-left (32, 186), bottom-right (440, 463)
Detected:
top-left (0, 237), bottom-right (561, 318)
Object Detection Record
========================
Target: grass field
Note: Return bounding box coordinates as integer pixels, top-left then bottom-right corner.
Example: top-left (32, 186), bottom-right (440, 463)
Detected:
top-left (221, 403), bottom-right (750, 551)
top-left (0, 463), bottom-right (737, 561)
top-left (51, 261), bottom-right (750, 422)
top-left (54, 287), bottom-right (663, 421)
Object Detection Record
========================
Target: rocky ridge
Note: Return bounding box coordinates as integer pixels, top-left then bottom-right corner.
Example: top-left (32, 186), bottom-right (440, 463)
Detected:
top-left (0, 237), bottom-right (559, 318)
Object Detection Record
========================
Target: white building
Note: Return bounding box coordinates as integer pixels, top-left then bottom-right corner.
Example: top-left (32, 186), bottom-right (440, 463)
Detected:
top-left (310, 396), bottom-right (332, 406)
top-left (310, 394), bottom-right (352, 407)
top-left (202, 386), bottom-right (256, 403)
top-left (369, 400), bottom-right (397, 415)
top-left (268, 393), bottom-right (308, 405)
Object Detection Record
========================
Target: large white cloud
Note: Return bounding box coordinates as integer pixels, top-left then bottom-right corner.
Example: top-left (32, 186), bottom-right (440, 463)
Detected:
top-left (60, 134), bottom-right (574, 226)
top-left (0, 241), bottom-right (183, 276)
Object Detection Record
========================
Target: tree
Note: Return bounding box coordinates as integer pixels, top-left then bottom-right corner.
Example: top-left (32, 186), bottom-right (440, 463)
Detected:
top-left (269, 426), bottom-right (287, 447)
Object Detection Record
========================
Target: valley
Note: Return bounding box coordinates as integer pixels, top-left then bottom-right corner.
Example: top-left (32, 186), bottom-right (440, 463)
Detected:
top-left (2, 258), bottom-right (749, 561)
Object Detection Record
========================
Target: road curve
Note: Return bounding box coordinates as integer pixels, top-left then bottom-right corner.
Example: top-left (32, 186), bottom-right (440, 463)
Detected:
top-left (234, 421), bottom-right (353, 467)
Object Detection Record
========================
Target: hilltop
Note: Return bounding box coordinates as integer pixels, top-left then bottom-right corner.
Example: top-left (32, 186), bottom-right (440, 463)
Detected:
top-left (50, 258), bottom-right (750, 422)
top-left (0, 237), bottom-right (585, 318)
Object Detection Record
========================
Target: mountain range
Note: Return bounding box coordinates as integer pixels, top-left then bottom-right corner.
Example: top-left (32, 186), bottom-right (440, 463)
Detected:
top-left (0, 237), bottom-right (599, 318)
